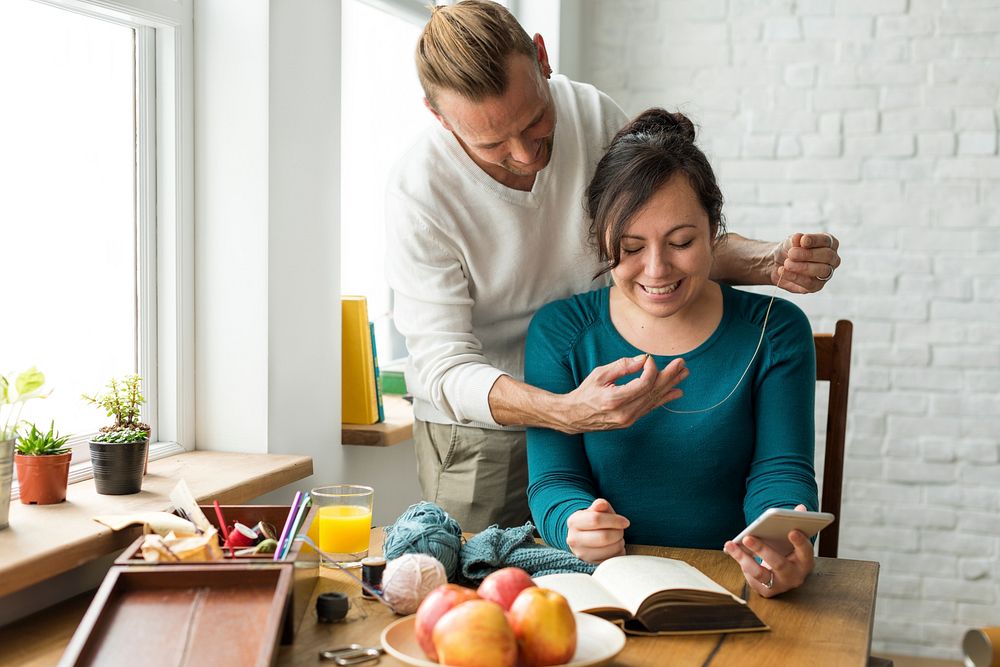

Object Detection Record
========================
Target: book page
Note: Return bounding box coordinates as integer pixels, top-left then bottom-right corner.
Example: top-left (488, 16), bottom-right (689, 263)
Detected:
top-left (592, 555), bottom-right (743, 616)
top-left (532, 572), bottom-right (625, 614)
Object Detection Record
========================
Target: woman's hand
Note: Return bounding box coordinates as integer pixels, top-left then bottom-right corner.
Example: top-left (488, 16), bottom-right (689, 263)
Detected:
top-left (566, 498), bottom-right (630, 563)
top-left (770, 232), bottom-right (841, 293)
top-left (555, 355), bottom-right (688, 434)
top-left (723, 504), bottom-right (816, 598)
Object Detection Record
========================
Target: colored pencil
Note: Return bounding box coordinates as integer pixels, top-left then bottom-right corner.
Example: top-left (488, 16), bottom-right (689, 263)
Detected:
top-left (274, 491), bottom-right (303, 562)
top-left (213, 500), bottom-right (230, 541)
top-left (280, 493), bottom-right (312, 560)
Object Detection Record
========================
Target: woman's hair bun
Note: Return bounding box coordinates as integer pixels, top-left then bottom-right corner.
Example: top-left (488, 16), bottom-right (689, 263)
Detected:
top-left (619, 108), bottom-right (696, 144)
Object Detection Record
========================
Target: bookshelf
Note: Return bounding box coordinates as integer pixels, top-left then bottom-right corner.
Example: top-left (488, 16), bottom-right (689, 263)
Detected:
top-left (341, 394), bottom-right (413, 447)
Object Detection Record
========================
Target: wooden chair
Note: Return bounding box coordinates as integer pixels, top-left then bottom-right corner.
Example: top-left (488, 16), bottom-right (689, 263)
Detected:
top-left (814, 319), bottom-right (853, 559)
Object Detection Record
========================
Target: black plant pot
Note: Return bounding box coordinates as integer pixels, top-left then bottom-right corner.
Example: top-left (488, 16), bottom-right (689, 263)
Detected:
top-left (89, 439), bottom-right (149, 495)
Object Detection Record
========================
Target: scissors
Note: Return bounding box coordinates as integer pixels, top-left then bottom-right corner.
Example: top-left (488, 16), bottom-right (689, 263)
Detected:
top-left (319, 644), bottom-right (384, 665)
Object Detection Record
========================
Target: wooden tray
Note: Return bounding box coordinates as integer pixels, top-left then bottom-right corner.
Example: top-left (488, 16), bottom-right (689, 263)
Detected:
top-left (114, 505), bottom-right (319, 644)
top-left (59, 564), bottom-right (292, 667)
top-left (115, 504), bottom-right (318, 565)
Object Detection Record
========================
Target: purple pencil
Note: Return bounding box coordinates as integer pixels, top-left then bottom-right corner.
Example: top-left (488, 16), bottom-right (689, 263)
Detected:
top-left (274, 490), bottom-right (303, 561)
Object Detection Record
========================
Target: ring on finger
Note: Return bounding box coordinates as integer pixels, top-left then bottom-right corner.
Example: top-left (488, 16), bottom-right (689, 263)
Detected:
top-left (817, 267), bottom-right (834, 282)
top-left (762, 569), bottom-right (774, 589)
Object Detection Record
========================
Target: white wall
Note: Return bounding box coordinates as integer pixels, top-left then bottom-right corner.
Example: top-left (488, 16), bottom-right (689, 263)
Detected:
top-left (578, 0), bottom-right (1000, 659)
top-left (194, 0), bottom-right (422, 525)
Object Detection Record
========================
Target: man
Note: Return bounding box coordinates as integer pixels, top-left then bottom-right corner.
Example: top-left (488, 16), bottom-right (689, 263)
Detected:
top-left (386, 1), bottom-right (840, 531)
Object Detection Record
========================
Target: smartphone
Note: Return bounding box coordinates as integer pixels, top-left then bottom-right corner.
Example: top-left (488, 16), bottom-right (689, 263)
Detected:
top-left (733, 508), bottom-right (835, 557)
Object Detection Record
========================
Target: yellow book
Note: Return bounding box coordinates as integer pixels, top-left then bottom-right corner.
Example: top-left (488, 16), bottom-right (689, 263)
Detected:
top-left (342, 296), bottom-right (379, 425)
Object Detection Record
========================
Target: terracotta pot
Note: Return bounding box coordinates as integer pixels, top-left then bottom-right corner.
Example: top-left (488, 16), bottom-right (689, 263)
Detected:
top-left (15, 451), bottom-right (72, 505)
top-left (90, 438), bottom-right (148, 495)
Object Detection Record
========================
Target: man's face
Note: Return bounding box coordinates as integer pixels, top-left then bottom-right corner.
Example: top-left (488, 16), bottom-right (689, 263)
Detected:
top-left (431, 54), bottom-right (556, 183)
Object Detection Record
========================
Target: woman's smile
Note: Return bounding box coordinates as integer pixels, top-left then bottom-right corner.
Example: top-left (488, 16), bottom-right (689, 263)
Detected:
top-left (639, 279), bottom-right (681, 297)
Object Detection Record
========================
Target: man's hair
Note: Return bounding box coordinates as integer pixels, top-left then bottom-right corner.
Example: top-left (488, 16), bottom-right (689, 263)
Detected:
top-left (586, 108), bottom-right (727, 279)
top-left (416, 0), bottom-right (536, 107)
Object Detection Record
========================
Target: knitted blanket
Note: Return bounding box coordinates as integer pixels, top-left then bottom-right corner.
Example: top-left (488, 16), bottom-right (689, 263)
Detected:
top-left (460, 523), bottom-right (597, 584)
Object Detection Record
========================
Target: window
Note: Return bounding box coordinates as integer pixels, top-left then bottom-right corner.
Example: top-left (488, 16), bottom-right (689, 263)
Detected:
top-left (340, 0), bottom-right (529, 365)
top-left (340, 0), bottom-right (431, 363)
top-left (0, 0), bottom-right (192, 486)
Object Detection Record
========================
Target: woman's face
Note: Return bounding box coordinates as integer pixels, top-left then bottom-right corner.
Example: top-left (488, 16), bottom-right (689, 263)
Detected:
top-left (610, 174), bottom-right (716, 322)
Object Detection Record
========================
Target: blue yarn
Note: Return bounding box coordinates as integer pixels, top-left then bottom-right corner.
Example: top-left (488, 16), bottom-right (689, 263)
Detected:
top-left (383, 501), bottom-right (464, 581)
top-left (461, 523), bottom-right (596, 584)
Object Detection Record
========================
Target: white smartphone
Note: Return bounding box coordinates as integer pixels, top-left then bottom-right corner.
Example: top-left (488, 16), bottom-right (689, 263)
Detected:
top-left (733, 508), bottom-right (835, 557)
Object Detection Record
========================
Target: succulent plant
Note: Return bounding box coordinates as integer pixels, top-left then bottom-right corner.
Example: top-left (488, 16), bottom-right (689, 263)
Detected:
top-left (15, 421), bottom-right (71, 456)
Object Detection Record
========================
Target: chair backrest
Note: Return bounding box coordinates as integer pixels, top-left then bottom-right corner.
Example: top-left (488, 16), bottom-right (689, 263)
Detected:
top-left (814, 319), bottom-right (853, 558)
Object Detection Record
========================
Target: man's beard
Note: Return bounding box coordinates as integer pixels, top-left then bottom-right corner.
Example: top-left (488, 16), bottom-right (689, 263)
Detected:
top-left (499, 135), bottom-right (554, 177)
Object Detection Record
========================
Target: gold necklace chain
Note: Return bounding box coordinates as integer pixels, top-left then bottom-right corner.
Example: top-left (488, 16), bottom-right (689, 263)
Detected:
top-left (660, 274), bottom-right (786, 415)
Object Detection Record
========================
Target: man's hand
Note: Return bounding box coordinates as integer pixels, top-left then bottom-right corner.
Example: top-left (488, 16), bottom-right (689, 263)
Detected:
top-left (566, 498), bottom-right (629, 563)
top-left (556, 354), bottom-right (688, 434)
top-left (770, 232), bottom-right (841, 294)
top-left (722, 504), bottom-right (816, 598)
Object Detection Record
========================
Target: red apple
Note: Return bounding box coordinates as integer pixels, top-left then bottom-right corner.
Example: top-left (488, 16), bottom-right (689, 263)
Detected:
top-left (414, 584), bottom-right (480, 661)
top-left (477, 567), bottom-right (536, 611)
top-left (432, 600), bottom-right (518, 667)
top-left (508, 587), bottom-right (576, 667)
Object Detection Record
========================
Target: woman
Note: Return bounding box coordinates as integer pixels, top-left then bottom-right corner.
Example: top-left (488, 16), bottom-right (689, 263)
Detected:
top-left (524, 109), bottom-right (818, 597)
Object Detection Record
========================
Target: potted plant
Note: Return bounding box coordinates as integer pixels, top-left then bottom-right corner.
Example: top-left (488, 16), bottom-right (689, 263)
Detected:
top-left (1, 367), bottom-right (48, 528)
top-left (15, 421), bottom-right (72, 505)
top-left (82, 374), bottom-right (150, 495)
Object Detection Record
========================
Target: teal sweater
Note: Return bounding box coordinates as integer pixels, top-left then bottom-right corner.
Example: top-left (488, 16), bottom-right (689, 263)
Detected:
top-left (525, 284), bottom-right (818, 552)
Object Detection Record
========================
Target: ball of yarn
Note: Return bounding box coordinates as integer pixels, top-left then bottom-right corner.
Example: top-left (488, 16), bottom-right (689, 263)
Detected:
top-left (381, 553), bottom-right (447, 615)
top-left (384, 502), bottom-right (463, 580)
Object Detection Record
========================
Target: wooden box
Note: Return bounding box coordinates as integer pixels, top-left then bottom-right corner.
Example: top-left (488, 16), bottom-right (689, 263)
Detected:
top-left (115, 504), bottom-right (318, 565)
top-left (114, 505), bottom-right (319, 643)
top-left (59, 564), bottom-right (292, 667)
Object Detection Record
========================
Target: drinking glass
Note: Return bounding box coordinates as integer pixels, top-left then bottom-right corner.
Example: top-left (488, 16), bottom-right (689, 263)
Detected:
top-left (311, 484), bottom-right (374, 567)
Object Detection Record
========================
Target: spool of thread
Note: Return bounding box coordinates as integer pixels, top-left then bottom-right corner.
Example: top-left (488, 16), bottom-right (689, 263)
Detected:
top-left (361, 556), bottom-right (386, 600)
top-left (965, 627), bottom-right (1000, 667)
top-left (380, 553), bottom-right (447, 615)
top-left (383, 502), bottom-right (463, 580)
top-left (316, 592), bottom-right (349, 623)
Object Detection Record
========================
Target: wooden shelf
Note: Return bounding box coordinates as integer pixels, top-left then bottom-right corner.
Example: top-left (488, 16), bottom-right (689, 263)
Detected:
top-left (341, 394), bottom-right (414, 447)
top-left (0, 450), bottom-right (313, 598)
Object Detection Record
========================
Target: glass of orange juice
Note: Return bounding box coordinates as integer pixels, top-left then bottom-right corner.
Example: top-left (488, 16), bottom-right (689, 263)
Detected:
top-left (311, 484), bottom-right (374, 568)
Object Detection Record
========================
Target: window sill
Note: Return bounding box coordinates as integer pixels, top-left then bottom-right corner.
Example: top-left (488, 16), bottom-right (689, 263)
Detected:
top-left (341, 394), bottom-right (414, 446)
top-left (10, 440), bottom-right (185, 501)
top-left (0, 450), bottom-right (312, 598)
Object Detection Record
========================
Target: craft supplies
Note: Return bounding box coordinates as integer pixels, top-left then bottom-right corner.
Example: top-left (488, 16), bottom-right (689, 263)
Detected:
top-left (93, 512), bottom-right (196, 536)
top-left (225, 522), bottom-right (258, 550)
top-left (297, 535), bottom-right (396, 611)
top-left (383, 501), bottom-right (463, 580)
top-left (360, 556), bottom-right (386, 600)
top-left (213, 500), bottom-right (230, 542)
top-left (280, 493), bottom-right (312, 560)
top-left (380, 553), bottom-right (447, 614)
top-left (169, 479), bottom-right (214, 533)
top-left (139, 528), bottom-right (224, 562)
top-left (318, 645), bottom-right (384, 665)
top-left (316, 591), bottom-right (350, 623)
top-left (275, 491), bottom-right (304, 561)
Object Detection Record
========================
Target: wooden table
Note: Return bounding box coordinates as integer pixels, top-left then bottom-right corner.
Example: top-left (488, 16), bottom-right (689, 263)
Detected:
top-left (0, 528), bottom-right (878, 667)
top-left (278, 531), bottom-right (878, 667)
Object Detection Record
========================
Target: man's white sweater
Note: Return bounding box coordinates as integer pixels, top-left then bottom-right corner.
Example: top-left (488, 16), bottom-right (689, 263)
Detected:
top-left (385, 75), bottom-right (627, 429)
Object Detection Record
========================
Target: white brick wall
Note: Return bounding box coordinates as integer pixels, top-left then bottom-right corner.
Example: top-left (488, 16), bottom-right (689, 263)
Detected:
top-left (580, 0), bottom-right (1000, 659)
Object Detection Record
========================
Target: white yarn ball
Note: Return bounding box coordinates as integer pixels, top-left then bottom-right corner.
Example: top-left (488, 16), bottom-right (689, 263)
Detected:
top-left (381, 553), bottom-right (448, 615)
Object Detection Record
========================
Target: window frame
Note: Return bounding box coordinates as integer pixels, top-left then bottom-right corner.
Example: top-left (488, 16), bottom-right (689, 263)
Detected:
top-left (11, 0), bottom-right (193, 491)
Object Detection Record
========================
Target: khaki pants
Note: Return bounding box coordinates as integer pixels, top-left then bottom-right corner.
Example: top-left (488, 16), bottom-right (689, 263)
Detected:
top-left (414, 419), bottom-right (531, 533)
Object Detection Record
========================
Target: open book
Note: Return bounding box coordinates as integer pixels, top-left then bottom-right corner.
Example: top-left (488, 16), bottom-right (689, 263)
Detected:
top-left (533, 555), bottom-right (768, 635)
